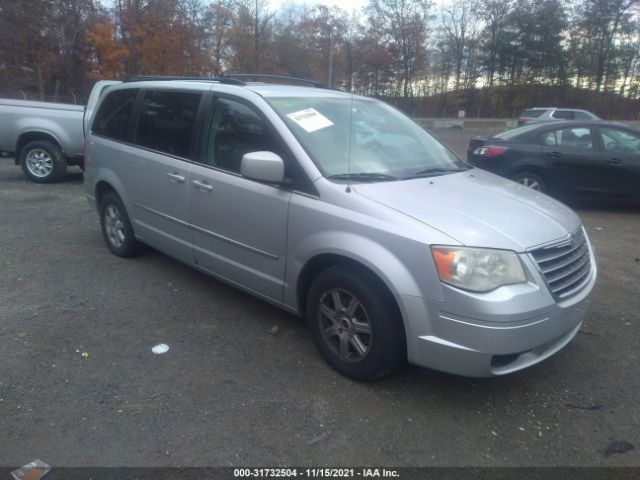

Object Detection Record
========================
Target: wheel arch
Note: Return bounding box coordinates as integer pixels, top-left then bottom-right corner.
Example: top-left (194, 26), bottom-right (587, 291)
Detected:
top-left (296, 252), bottom-right (411, 368)
top-left (15, 131), bottom-right (63, 165)
top-left (95, 180), bottom-right (117, 207)
top-left (92, 172), bottom-right (134, 217)
top-left (296, 252), bottom-right (407, 330)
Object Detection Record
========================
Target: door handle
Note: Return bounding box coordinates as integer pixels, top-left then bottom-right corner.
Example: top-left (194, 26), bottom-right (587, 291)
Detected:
top-left (607, 158), bottom-right (623, 166)
top-left (546, 151), bottom-right (563, 159)
top-left (192, 179), bottom-right (213, 192)
top-left (166, 172), bottom-right (186, 183)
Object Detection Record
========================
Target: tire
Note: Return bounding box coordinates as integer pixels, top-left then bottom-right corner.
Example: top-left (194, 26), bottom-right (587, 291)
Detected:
top-left (20, 140), bottom-right (67, 183)
top-left (510, 171), bottom-right (547, 193)
top-left (99, 192), bottom-right (143, 258)
top-left (306, 265), bottom-right (405, 380)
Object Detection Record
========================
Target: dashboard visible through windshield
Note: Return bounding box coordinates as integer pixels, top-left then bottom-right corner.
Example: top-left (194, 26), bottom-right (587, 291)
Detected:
top-left (267, 96), bottom-right (469, 181)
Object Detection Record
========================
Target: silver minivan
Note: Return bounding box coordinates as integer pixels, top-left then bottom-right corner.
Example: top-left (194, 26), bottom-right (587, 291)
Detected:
top-left (84, 78), bottom-right (597, 380)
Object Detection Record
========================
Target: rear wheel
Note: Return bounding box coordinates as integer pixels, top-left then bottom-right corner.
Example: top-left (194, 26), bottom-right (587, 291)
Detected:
top-left (99, 192), bottom-right (143, 258)
top-left (306, 266), bottom-right (405, 380)
top-left (20, 140), bottom-right (67, 183)
top-left (511, 171), bottom-right (546, 193)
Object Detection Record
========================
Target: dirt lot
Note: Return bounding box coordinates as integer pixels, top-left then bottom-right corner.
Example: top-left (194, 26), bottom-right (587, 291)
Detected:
top-left (0, 130), bottom-right (639, 468)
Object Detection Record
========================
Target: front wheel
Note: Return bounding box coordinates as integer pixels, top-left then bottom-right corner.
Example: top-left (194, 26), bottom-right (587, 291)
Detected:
top-left (306, 266), bottom-right (405, 380)
top-left (20, 140), bottom-right (67, 183)
top-left (99, 192), bottom-right (143, 258)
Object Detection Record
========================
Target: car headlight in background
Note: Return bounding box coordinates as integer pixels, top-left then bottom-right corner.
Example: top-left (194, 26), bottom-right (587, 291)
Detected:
top-left (431, 246), bottom-right (526, 292)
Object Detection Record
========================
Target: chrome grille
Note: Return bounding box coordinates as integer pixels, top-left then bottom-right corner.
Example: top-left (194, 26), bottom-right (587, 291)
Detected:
top-left (530, 229), bottom-right (592, 300)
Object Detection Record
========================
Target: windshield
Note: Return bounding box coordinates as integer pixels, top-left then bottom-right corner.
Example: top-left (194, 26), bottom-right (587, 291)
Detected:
top-left (267, 96), bottom-right (468, 181)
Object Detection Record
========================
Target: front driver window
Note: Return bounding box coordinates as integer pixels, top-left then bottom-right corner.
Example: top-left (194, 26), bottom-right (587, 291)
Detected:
top-left (205, 98), bottom-right (282, 174)
top-left (600, 127), bottom-right (640, 154)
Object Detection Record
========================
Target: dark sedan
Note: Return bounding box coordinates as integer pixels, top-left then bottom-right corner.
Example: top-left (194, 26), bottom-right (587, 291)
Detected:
top-left (467, 121), bottom-right (640, 201)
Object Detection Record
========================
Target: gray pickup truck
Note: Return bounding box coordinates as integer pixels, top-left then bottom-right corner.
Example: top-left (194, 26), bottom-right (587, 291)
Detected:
top-left (0, 80), bottom-right (119, 182)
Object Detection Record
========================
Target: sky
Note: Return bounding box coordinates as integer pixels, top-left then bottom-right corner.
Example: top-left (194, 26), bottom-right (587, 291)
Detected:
top-left (98, 0), bottom-right (373, 15)
top-left (273, 0), bottom-right (369, 12)
top-left (282, 0), bottom-right (369, 10)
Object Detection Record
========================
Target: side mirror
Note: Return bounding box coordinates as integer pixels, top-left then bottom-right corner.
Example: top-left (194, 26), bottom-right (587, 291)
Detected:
top-left (241, 151), bottom-right (285, 184)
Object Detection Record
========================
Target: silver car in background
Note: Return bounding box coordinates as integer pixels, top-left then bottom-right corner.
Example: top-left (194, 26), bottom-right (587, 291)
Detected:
top-left (517, 107), bottom-right (600, 126)
top-left (84, 78), bottom-right (597, 379)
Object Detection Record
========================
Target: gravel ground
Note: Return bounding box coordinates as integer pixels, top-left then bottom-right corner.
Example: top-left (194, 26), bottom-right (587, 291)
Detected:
top-left (0, 131), bottom-right (638, 468)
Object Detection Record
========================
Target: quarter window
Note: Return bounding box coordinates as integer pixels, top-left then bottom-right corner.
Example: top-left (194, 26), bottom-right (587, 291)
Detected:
top-left (135, 90), bottom-right (201, 159)
top-left (521, 109), bottom-right (545, 118)
top-left (92, 89), bottom-right (138, 141)
top-left (205, 98), bottom-right (283, 174)
top-left (574, 111), bottom-right (594, 121)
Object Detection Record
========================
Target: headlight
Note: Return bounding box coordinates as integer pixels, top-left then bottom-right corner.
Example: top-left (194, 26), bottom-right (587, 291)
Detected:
top-left (431, 246), bottom-right (526, 292)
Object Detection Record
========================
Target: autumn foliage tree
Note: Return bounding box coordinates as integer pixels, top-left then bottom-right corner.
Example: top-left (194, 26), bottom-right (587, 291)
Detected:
top-left (86, 20), bottom-right (129, 79)
top-left (0, 0), bottom-right (102, 101)
top-left (1, 0), bottom-right (639, 118)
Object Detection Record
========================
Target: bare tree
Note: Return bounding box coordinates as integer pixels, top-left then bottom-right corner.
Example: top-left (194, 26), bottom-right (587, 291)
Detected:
top-left (440, 0), bottom-right (480, 91)
top-left (205, 0), bottom-right (236, 74)
top-left (473, 0), bottom-right (512, 87)
top-left (367, 0), bottom-right (430, 98)
top-left (237, 0), bottom-right (276, 71)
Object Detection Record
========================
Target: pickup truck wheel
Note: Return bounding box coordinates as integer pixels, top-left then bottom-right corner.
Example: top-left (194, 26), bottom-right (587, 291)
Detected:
top-left (306, 266), bottom-right (405, 380)
top-left (20, 140), bottom-right (67, 183)
top-left (99, 192), bottom-right (143, 258)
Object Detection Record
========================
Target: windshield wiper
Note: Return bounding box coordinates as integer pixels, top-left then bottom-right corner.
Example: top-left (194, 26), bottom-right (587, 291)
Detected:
top-left (407, 166), bottom-right (470, 179)
top-left (327, 172), bottom-right (398, 182)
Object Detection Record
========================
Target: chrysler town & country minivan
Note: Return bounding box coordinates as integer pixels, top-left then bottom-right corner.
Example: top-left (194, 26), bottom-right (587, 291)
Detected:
top-left (84, 77), bottom-right (597, 379)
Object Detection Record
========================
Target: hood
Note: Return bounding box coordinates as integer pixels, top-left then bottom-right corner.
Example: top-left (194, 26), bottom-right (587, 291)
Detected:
top-left (353, 169), bottom-right (581, 252)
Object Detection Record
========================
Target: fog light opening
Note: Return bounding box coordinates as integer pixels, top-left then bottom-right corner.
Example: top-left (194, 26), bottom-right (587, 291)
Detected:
top-left (491, 353), bottom-right (523, 368)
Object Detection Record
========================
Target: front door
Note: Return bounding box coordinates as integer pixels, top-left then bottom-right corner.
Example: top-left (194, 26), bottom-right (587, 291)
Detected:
top-left (541, 126), bottom-right (614, 197)
top-left (597, 126), bottom-right (640, 199)
top-left (189, 96), bottom-right (291, 302)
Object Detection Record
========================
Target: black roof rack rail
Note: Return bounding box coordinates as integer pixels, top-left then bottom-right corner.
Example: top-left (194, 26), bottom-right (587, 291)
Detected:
top-left (124, 75), bottom-right (246, 86)
top-left (223, 74), bottom-right (324, 88)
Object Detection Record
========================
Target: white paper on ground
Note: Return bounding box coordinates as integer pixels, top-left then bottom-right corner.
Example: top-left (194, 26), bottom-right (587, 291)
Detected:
top-left (286, 108), bottom-right (334, 133)
top-left (152, 343), bottom-right (170, 354)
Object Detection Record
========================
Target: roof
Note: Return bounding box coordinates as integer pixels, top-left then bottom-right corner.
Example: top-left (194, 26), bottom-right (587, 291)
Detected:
top-left (121, 75), bottom-right (355, 99)
top-left (246, 84), bottom-right (354, 98)
top-left (508, 120), bottom-right (635, 136)
top-left (526, 107), bottom-right (596, 113)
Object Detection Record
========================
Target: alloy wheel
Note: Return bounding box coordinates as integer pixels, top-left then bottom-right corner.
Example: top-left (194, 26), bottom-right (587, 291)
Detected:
top-left (317, 288), bottom-right (372, 362)
top-left (25, 149), bottom-right (53, 178)
top-left (104, 204), bottom-right (126, 248)
top-left (518, 177), bottom-right (541, 191)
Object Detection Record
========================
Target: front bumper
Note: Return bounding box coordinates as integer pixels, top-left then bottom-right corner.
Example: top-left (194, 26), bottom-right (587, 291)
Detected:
top-left (402, 245), bottom-right (597, 377)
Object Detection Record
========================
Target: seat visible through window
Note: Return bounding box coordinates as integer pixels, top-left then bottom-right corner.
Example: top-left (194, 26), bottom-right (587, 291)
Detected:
top-left (206, 98), bottom-right (282, 173)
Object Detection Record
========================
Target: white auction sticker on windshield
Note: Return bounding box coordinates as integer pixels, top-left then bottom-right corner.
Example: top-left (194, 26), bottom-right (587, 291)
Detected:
top-left (286, 108), bottom-right (334, 133)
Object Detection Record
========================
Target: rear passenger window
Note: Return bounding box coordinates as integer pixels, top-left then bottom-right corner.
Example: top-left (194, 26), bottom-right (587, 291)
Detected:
top-left (205, 98), bottom-right (283, 174)
top-left (93, 89), bottom-right (138, 141)
top-left (135, 90), bottom-right (201, 159)
top-left (542, 127), bottom-right (593, 149)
